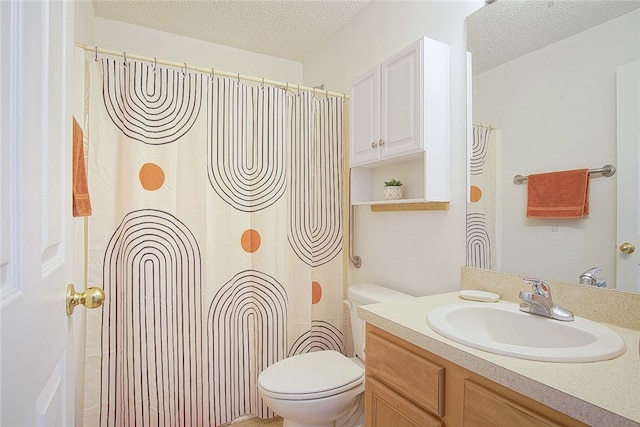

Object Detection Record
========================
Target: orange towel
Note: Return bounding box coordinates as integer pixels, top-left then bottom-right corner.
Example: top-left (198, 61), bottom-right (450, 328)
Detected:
top-left (526, 168), bottom-right (589, 218)
top-left (72, 117), bottom-right (92, 217)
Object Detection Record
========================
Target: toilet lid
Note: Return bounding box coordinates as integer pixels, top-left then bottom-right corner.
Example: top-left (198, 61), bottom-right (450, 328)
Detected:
top-left (258, 350), bottom-right (364, 397)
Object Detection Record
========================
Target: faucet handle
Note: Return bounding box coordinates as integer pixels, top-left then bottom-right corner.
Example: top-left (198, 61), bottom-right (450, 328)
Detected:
top-left (523, 277), bottom-right (551, 297)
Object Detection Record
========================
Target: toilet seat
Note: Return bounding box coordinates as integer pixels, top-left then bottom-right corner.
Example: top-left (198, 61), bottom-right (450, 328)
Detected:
top-left (258, 350), bottom-right (364, 401)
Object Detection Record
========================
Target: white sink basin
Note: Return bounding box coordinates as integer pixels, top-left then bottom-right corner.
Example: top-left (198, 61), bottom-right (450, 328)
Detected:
top-left (427, 302), bottom-right (626, 362)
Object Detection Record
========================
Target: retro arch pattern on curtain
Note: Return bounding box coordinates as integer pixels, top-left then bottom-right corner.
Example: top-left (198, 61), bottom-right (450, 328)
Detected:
top-left (288, 320), bottom-right (344, 356)
top-left (288, 94), bottom-right (343, 267)
top-left (466, 124), bottom-right (497, 270)
top-left (206, 270), bottom-right (287, 424)
top-left (207, 79), bottom-right (287, 212)
top-left (207, 85), bottom-right (343, 266)
top-left (102, 58), bottom-right (203, 145)
top-left (98, 208), bottom-right (206, 426)
top-left (86, 59), bottom-right (345, 427)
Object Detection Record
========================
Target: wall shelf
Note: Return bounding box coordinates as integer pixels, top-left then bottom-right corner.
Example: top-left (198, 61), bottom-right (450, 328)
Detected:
top-left (370, 202), bottom-right (449, 212)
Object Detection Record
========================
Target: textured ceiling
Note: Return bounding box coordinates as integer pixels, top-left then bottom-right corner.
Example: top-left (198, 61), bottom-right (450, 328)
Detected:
top-left (92, 0), bottom-right (371, 62)
top-left (467, 0), bottom-right (640, 75)
top-left (93, 1), bottom-right (640, 69)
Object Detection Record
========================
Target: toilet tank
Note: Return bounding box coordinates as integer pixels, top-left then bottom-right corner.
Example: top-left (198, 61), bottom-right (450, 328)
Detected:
top-left (347, 284), bottom-right (413, 360)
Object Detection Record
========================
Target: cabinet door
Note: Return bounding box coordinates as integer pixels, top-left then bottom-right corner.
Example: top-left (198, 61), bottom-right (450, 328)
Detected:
top-left (350, 66), bottom-right (381, 166)
top-left (380, 39), bottom-right (422, 160)
top-left (366, 329), bottom-right (445, 416)
top-left (366, 377), bottom-right (443, 427)
top-left (463, 381), bottom-right (565, 427)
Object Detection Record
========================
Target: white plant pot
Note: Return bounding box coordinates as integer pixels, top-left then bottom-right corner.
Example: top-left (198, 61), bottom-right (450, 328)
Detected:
top-left (382, 186), bottom-right (403, 200)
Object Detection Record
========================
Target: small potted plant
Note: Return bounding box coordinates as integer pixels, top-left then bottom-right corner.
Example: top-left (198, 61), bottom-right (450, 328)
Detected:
top-left (383, 179), bottom-right (403, 200)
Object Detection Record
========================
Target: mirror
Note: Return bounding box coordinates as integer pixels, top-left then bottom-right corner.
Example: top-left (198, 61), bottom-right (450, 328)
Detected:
top-left (465, 0), bottom-right (640, 292)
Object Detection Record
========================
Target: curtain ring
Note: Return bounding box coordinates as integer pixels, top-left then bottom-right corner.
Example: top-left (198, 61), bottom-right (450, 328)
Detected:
top-left (94, 46), bottom-right (98, 61)
top-left (153, 57), bottom-right (157, 71)
top-left (237, 73), bottom-right (240, 84)
top-left (325, 89), bottom-right (329, 97)
top-left (286, 82), bottom-right (289, 91)
top-left (123, 52), bottom-right (127, 66)
top-left (183, 63), bottom-right (187, 76)
top-left (261, 77), bottom-right (265, 88)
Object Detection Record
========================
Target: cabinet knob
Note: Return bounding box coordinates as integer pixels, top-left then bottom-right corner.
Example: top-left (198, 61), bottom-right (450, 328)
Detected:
top-left (371, 141), bottom-right (377, 149)
top-left (378, 139), bottom-right (385, 146)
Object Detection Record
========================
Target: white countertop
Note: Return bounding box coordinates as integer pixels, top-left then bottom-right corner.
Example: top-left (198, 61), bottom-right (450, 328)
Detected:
top-left (358, 291), bottom-right (640, 427)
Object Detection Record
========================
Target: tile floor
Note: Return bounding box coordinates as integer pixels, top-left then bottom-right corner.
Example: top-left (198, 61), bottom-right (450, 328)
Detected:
top-left (227, 416), bottom-right (283, 427)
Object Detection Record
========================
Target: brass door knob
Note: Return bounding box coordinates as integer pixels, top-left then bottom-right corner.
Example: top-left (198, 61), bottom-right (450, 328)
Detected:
top-left (619, 242), bottom-right (635, 254)
top-left (66, 284), bottom-right (105, 315)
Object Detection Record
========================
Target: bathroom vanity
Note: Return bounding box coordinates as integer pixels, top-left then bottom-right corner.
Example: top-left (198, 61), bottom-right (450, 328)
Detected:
top-left (366, 325), bottom-right (588, 426)
top-left (358, 273), bottom-right (640, 427)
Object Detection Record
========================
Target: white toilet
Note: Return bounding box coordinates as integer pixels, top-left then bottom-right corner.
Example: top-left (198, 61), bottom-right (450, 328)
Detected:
top-left (257, 284), bottom-right (413, 427)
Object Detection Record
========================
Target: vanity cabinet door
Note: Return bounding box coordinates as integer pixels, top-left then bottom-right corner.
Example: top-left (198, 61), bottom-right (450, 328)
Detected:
top-left (366, 376), bottom-right (443, 427)
top-left (366, 328), bottom-right (445, 416)
top-left (463, 380), bottom-right (565, 427)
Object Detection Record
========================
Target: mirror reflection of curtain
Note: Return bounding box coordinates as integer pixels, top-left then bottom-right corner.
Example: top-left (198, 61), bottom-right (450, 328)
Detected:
top-left (466, 124), bottom-right (497, 270)
top-left (83, 59), bottom-right (344, 426)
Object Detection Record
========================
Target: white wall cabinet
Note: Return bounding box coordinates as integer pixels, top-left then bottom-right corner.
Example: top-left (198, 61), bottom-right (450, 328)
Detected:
top-left (350, 37), bottom-right (450, 206)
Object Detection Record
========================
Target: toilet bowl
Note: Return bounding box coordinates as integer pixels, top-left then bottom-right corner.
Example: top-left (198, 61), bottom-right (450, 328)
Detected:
top-left (258, 350), bottom-right (364, 427)
top-left (257, 284), bottom-right (413, 427)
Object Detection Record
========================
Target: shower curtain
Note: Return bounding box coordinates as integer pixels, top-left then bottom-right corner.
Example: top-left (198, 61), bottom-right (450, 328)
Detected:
top-left (466, 124), bottom-right (497, 270)
top-left (83, 58), bottom-right (345, 426)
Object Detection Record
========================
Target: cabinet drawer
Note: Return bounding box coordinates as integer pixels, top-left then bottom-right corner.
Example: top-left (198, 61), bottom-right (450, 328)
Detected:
top-left (366, 331), bottom-right (444, 416)
top-left (463, 380), bottom-right (565, 427)
top-left (366, 376), bottom-right (443, 427)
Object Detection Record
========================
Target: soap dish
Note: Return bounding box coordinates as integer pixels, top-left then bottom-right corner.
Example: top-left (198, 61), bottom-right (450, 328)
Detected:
top-left (459, 290), bottom-right (500, 303)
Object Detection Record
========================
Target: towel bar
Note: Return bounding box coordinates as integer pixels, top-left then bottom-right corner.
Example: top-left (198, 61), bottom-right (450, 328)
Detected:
top-left (513, 164), bottom-right (616, 185)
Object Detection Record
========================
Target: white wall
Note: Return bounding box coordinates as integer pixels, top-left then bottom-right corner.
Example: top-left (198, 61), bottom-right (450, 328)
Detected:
top-left (304, 1), bottom-right (484, 296)
top-left (473, 10), bottom-right (640, 283)
top-left (90, 18), bottom-right (303, 84)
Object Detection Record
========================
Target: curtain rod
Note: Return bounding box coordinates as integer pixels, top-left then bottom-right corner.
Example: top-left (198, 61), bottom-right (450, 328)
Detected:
top-left (75, 43), bottom-right (349, 100)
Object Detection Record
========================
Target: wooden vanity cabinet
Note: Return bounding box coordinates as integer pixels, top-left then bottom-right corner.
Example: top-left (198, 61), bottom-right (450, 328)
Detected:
top-left (364, 325), bottom-right (588, 427)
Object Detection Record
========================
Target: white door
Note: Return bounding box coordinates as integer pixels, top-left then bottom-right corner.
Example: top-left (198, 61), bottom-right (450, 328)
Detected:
top-left (616, 60), bottom-right (640, 293)
top-left (1, 1), bottom-right (76, 425)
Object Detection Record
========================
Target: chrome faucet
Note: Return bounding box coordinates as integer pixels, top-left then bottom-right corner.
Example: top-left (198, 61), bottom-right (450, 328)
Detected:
top-left (518, 278), bottom-right (574, 321)
top-left (579, 267), bottom-right (607, 288)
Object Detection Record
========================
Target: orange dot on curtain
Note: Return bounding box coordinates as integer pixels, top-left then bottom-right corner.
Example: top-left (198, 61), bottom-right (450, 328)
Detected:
top-left (139, 163), bottom-right (165, 191)
top-left (312, 281), bottom-right (322, 304)
top-left (241, 229), bottom-right (261, 253)
top-left (470, 185), bottom-right (483, 202)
